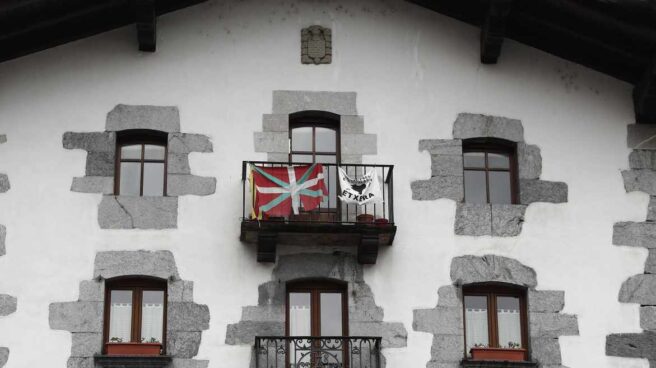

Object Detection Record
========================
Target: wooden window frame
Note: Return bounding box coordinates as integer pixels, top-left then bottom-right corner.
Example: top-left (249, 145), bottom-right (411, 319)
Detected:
top-left (288, 110), bottom-right (341, 164)
top-left (103, 277), bottom-right (168, 354)
top-left (114, 130), bottom-right (168, 196)
top-left (462, 283), bottom-right (528, 356)
top-left (285, 279), bottom-right (349, 337)
top-left (462, 138), bottom-right (519, 204)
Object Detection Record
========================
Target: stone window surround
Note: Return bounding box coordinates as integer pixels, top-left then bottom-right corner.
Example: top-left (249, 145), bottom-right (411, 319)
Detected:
top-left (411, 113), bottom-right (568, 237)
top-left (49, 250), bottom-right (210, 368)
top-left (63, 104), bottom-right (216, 229)
top-left (0, 134), bottom-right (14, 368)
top-left (225, 253), bottom-right (407, 367)
top-left (413, 255), bottom-right (579, 368)
top-left (606, 124), bottom-right (656, 366)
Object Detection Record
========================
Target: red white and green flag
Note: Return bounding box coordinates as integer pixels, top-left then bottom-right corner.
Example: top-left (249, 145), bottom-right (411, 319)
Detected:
top-left (249, 164), bottom-right (327, 218)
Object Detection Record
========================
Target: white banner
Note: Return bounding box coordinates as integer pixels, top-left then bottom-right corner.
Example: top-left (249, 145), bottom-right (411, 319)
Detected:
top-left (338, 167), bottom-right (383, 205)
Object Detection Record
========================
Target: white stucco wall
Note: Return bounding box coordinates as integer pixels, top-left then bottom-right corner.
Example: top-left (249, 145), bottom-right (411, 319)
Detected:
top-left (0, 0), bottom-right (647, 367)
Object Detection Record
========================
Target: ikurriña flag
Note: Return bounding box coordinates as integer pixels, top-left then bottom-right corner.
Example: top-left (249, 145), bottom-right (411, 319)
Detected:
top-left (249, 164), bottom-right (327, 218)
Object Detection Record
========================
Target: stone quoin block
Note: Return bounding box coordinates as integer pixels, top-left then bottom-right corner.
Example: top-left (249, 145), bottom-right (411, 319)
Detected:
top-left (0, 348), bottom-right (8, 368)
top-left (168, 280), bottom-right (194, 302)
top-left (491, 204), bottom-right (527, 237)
top-left (607, 331), bottom-right (656, 360)
top-left (529, 290), bottom-right (565, 313)
top-left (168, 133), bottom-right (213, 154)
top-left (253, 132), bottom-right (288, 153)
top-left (225, 321), bottom-right (284, 345)
top-left (167, 331), bottom-right (202, 358)
top-left (167, 302), bottom-right (210, 332)
top-left (627, 124), bottom-right (656, 149)
top-left (262, 114), bottom-right (289, 132)
top-left (78, 280), bottom-right (103, 302)
top-left (94, 250), bottom-right (179, 280)
top-left (85, 151), bottom-right (114, 176)
top-left (641, 306), bottom-right (656, 331)
top-left (0, 174), bottom-right (9, 194)
top-left (49, 302), bottom-right (103, 333)
top-left (453, 113), bottom-right (524, 142)
top-left (0, 225), bottom-right (5, 257)
top-left (98, 196), bottom-right (178, 229)
top-left (531, 337), bottom-right (562, 365)
top-left (428, 334), bottom-right (465, 363)
top-left (411, 176), bottom-right (464, 201)
top-left (71, 333), bottom-right (102, 357)
top-left (613, 222), bottom-right (656, 248)
top-left (272, 90), bottom-right (357, 115)
top-left (455, 203), bottom-right (491, 236)
top-left (629, 150), bottom-right (656, 169)
top-left (349, 321), bottom-right (407, 348)
top-left (622, 169), bottom-right (656, 195)
top-left (519, 179), bottom-right (568, 204)
top-left (167, 153), bottom-right (191, 175)
top-left (646, 249), bottom-right (656, 274)
top-left (619, 274), bottom-right (656, 304)
top-left (0, 295), bottom-right (17, 316)
top-left (648, 197), bottom-right (656, 221)
top-left (71, 177), bottom-right (113, 194)
top-left (412, 307), bottom-right (463, 335)
top-left (419, 139), bottom-right (463, 155)
top-left (63, 132), bottom-right (115, 152)
top-left (430, 154), bottom-right (463, 177)
top-left (518, 143), bottom-right (542, 180)
top-left (106, 104), bottom-right (180, 132)
top-left (167, 175), bottom-right (216, 196)
top-left (340, 115), bottom-right (365, 134)
top-left (529, 312), bottom-right (579, 338)
top-left (450, 255), bottom-right (538, 287)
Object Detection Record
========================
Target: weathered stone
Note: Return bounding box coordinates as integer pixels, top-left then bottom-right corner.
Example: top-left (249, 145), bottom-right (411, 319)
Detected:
top-left (429, 334), bottom-right (465, 363)
top-left (273, 253), bottom-right (363, 283)
top-left (49, 302), bottom-right (103, 332)
top-left (171, 359), bottom-right (209, 368)
top-left (619, 274), bottom-right (656, 304)
top-left (350, 283), bottom-right (384, 322)
top-left (341, 115), bottom-right (364, 134)
top-left (413, 306), bottom-right (462, 335)
top-left (78, 280), bottom-right (103, 302)
top-left (450, 255), bottom-right (537, 287)
top-left (272, 91), bottom-right (357, 115)
top-left (530, 313), bottom-right (579, 338)
top-left (168, 331), bottom-right (201, 358)
top-left (411, 176), bottom-right (464, 201)
top-left (98, 196), bottom-right (178, 229)
top-left (241, 305), bottom-right (285, 322)
top-left (85, 151), bottom-right (114, 176)
top-left (518, 143), bottom-right (542, 180)
top-left (613, 222), bottom-right (656, 248)
top-left (0, 225), bottom-right (5, 257)
top-left (168, 133), bottom-right (213, 154)
top-left (0, 174), bottom-right (9, 193)
top-left (71, 177), bottom-right (113, 194)
top-left (350, 321), bottom-right (407, 348)
top-left (169, 280), bottom-right (194, 302)
top-left (430, 154), bottom-right (463, 177)
top-left (647, 249), bottom-right (656, 274)
top-left (641, 306), bottom-right (656, 331)
top-left (623, 169), bottom-right (656, 195)
top-left (607, 331), bottom-right (656, 359)
top-left (63, 132), bottom-right (115, 152)
top-left (168, 302), bottom-right (210, 332)
top-left (167, 175), bottom-right (216, 196)
top-left (71, 332), bottom-right (102, 357)
top-left (94, 250), bottom-right (179, 280)
top-left (168, 153), bottom-right (191, 175)
top-left (529, 290), bottom-right (565, 313)
top-left (455, 203), bottom-right (491, 236)
top-left (106, 104), bottom-right (180, 132)
top-left (491, 204), bottom-right (526, 237)
top-left (453, 113), bottom-right (524, 142)
top-left (0, 295), bottom-right (16, 316)
top-left (630, 150), bottom-right (656, 169)
top-left (419, 139), bottom-right (462, 155)
top-left (627, 124), bottom-right (656, 149)
top-left (0, 347), bottom-right (7, 368)
top-left (254, 132), bottom-right (288, 153)
top-left (519, 179), bottom-right (568, 204)
top-left (437, 286), bottom-right (462, 308)
top-left (225, 321), bottom-right (284, 345)
top-left (67, 356), bottom-right (95, 368)
top-left (257, 281), bottom-right (285, 306)
top-left (342, 134), bottom-right (377, 155)
top-left (531, 337), bottom-right (562, 365)
top-left (262, 114), bottom-right (289, 132)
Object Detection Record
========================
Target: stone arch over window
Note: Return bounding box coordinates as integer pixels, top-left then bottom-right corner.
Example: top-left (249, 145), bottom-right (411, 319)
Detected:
top-left (411, 113), bottom-right (568, 236)
top-left (62, 105), bottom-right (216, 229)
top-left (413, 255), bottom-right (578, 368)
top-left (49, 251), bottom-right (210, 368)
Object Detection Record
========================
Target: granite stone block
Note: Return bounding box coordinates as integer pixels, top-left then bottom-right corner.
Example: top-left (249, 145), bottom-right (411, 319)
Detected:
top-left (106, 104), bottom-right (180, 132)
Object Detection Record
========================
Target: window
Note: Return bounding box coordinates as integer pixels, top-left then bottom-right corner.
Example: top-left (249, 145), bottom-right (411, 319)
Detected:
top-left (115, 130), bottom-right (167, 196)
top-left (103, 277), bottom-right (167, 355)
top-left (462, 139), bottom-right (518, 204)
top-left (463, 284), bottom-right (528, 360)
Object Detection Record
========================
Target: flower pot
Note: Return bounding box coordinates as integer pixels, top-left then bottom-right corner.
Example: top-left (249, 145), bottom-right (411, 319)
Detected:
top-left (356, 214), bottom-right (374, 223)
top-left (470, 347), bottom-right (527, 361)
top-left (374, 218), bottom-right (389, 226)
top-left (106, 342), bottom-right (162, 356)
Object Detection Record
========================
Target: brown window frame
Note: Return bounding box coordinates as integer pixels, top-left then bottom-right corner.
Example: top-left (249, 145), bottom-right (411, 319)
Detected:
top-left (288, 110), bottom-right (341, 164)
top-left (114, 130), bottom-right (168, 196)
top-left (285, 279), bottom-right (349, 337)
top-left (102, 277), bottom-right (168, 354)
top-left (462, 283), bottom-right (528, 357)
top-left (462, 138), bottom-right (519, 205)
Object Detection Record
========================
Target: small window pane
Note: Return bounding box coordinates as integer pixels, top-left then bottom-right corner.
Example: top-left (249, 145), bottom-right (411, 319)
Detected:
top-left (141, 291), bottom-right (165, 344)
top-left (315, 128), bottom-right (336, 152)
top-left (121, 145), bottom-right (142, 160)
top-left (289, 293), bottom-right (311, 336)
top-left (320, 293), bottom-right (343, 336)
top-left (143, 163), bottom-right (165, 196)
top-left (465, 295), bottom-right (489, 355)
top-left (292, 154), bottom-right (313, 163)
top-left (119, 162), bottom-right (141, 196)
top-left (144, 145), bottom-right (165, 160)
top-left (489, 171), bottom-right (512, 204)
top-left (488, 153), bottom-right (510, 169)
top-left (497, 296), bottom-right (522, 348)
top-left (464, 170), bottom-right (487, 204)
top-left (291, 127), bottom-right (312, 151)
top-left (109, 290), bottom-right (133, 343)
top-left (463, 152), bottom-right (485, 168)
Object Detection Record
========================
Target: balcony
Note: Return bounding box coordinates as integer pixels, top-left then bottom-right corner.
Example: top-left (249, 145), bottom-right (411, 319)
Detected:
top-left (240, 161), bottom-right (396, 264)
top-left (254, 336), bottom-right (382, 368)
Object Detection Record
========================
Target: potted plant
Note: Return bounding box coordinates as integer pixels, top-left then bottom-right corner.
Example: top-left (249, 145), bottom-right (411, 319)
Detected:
top-left (470, 342), bottom-right (527, 361)
top-left (106, 337), bottom-right (162, 356)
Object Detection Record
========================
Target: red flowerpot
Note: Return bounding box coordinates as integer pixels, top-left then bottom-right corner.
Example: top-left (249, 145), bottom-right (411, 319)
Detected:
top-left (356, 214), bottom-right (374, 223)
top-left (470, 347), bottom-right (527, 361)
top-left (106, 343), bottom-right (162, 356)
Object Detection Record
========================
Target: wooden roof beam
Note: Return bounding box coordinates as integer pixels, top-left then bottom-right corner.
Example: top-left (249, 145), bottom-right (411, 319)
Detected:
top-left (480, 0), bottom-right (512, 64)
top-left (135, 0), bottom-right (156, 52)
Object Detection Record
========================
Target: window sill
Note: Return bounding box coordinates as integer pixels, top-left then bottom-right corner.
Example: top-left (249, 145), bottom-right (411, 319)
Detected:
top-left (94, 354), bottom-right (172, 367)
top-left (461, 360), bottom-right (538, 368)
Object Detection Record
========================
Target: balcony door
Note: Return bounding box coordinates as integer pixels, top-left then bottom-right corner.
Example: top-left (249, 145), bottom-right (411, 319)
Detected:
top-left (286, 280), bottom-right (348, 368)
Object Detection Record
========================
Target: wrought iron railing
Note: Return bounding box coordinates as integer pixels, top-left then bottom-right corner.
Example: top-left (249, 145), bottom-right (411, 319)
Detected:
top-left (254, 336), bottom-right (382, 368)
top-left (242, 161), bottom-right (394, 224)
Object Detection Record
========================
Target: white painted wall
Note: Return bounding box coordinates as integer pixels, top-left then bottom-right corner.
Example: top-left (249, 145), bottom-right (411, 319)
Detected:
top-left (0, 0), bottom-right (647, 367)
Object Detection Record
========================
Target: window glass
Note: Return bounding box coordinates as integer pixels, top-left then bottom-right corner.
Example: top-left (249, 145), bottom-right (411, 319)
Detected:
top-left (497, 296), bottom-right (522, 349)
top-left (291, 127), bottom-right (313, 151)
top-left (141, 291), bottom-right (165, 343)
top-left (108, 290), bottom-right (133, 343)
top-left (463, 152), bottom-right (485, 168)
top-left (291, 154), bottom-right (313, 163)
top-left (464, 295), bottom-right (489, 355)
top-left (144, 145), bottom-right (165, 160)
top-left (489, 171), bottom-right (512, 204)
top-left (488, 153), bottom-right (510, 169)
top-left (121, 145), bottom-right (142, 160)
top-left (315, 128), bottom-right (336, 152)
top-left (289, 292), bottom-right (311, 336)
top-left (320, 293), bottom-right (343, 336)
top-left (119, 162), bottom-right (141, 196)
top-left (464, 171), bottom-right (487, 204)
top-left (143, 163), bottom-right (165, 196)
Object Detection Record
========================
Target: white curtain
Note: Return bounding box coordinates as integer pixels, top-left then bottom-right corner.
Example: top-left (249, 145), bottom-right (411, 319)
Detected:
top-left (109, 303), bottom-right (132, 342)
top-left (289, 306), bottom-right (311, 368)
top-left (141, 303), bottom-right (164, 343)
top-left (497, 309), bottom-right (522, 348)
top-left (465, 308), bottom-right (489, 354)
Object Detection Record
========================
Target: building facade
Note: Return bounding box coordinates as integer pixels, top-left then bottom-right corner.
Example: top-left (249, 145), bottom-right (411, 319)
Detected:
top-left (0, 1), bottom-right (654, 367)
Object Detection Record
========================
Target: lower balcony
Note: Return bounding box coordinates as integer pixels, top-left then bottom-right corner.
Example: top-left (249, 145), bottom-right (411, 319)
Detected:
top-left (254, 336), bottom-right (382, 368)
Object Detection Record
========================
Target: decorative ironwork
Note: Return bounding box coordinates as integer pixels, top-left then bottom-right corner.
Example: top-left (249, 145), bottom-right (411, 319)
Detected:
top-left (255, 336), bottom-right (382, 368)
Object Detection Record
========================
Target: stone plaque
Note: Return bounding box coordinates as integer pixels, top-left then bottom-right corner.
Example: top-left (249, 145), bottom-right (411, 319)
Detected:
top-left (301, 26), bottom-right (332, 64)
